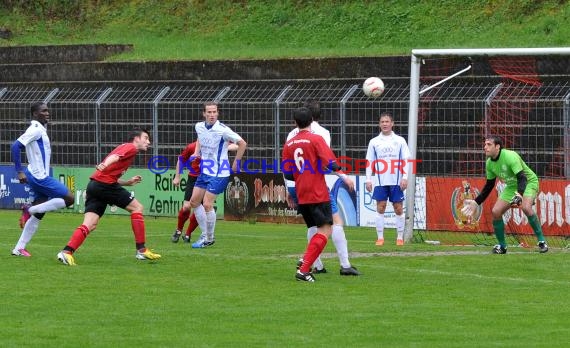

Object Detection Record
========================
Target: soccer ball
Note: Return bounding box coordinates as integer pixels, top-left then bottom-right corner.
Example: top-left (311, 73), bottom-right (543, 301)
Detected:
top-left (362, 77), bottom-right (385, 98)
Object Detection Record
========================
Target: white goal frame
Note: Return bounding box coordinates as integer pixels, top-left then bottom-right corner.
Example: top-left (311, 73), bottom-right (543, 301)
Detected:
top-left (404, 47), bottom-right (570, 241)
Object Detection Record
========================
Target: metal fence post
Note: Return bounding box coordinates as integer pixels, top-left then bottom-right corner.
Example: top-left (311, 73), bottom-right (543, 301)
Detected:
top-left (152, 86), bottom-right (171, 158)
top-left (339, 85), bottom-right (359, 157)
top-left (214, 87), bottom-right (231, 102)
top-left (274, 86), bottom-right (292, 166)
top-left (562, 93), bottom-right (570, 179)
top-left (43, 88), bottom-right (60, 103)
top-left (483, 84), bottom-right (503, 138)
top-left (95, 88), bottom-right (113, 161)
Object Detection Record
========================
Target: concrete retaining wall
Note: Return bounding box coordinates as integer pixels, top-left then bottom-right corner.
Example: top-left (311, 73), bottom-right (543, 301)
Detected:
top-left (0, 44), bottom-right (133, 64)
top-left (1, 44), bottom-right (570, 83)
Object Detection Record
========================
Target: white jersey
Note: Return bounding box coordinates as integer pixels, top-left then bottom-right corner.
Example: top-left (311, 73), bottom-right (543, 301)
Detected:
top-left (286, 121), bottom-right (331, 147)
top-left (365, 131), bottom-right (411, 186)
top-left (196, 120), bottom-right (242, 177)
top-left (17, 120), bottom-right (51, 180)
top-left (285, 121), bottom-right (331, 187)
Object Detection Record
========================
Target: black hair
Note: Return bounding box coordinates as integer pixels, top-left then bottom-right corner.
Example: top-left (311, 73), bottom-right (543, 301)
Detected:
top-left (30, 102), bottom-right (46, 116)
top-left (303, 100), bottom-right (321, 122)
top-left (293, 107), bottom-right (312, 129)
top-left (486, 135), bottom-right (503, 148)
top-left (129, 128), bottom-right (151, 142)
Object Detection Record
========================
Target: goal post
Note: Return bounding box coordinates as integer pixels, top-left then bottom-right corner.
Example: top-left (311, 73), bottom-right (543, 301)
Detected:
top-left (404, 47), bottom-right (570, 244)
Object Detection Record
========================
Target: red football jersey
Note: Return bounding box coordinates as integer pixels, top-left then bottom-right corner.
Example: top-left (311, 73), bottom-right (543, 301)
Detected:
top-left (178, 141), bottom-right (201, 177)
top-left (282, 130), bottom-right (338, 204)
top-left (91, 143), bottom-right (138, 184)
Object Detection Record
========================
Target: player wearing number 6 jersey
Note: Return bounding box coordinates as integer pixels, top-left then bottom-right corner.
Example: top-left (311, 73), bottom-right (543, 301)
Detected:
top-left (461, 136), bottom-right (548, 254)
top-left (285, 100), bottom-right (359, 276)
top-left (282, 107), bottom-right (355, 282)
top-left (285, 100), bottom-right (360, 276)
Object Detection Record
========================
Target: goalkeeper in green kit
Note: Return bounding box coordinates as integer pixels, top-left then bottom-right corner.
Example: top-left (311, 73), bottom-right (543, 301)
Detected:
top-left (462, 136), bottom-right (548, 254)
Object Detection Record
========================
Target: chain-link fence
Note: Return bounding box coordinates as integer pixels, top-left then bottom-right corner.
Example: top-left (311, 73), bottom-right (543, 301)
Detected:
top-left (1, 78), bottom-right (569, 179)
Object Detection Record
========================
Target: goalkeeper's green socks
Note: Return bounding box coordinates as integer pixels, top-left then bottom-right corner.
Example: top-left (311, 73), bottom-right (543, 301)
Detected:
top-left (492, 219), bottom-right (506, 247)
top-left (527, 214), bottom-right (546, 242)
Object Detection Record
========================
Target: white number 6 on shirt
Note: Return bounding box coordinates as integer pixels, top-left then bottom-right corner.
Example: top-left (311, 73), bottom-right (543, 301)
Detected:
top-left (294, 148), bottom-right (304, 173)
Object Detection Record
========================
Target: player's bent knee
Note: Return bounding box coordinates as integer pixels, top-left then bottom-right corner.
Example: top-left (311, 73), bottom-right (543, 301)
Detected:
top-left (521, 205), bottom-right (534, 216)
top-left (491, 208), bottom-right (504, 219)
top-left (64, 196), bottom-right (75, 207)
top-left (127, 200), bottom-right (144, 213)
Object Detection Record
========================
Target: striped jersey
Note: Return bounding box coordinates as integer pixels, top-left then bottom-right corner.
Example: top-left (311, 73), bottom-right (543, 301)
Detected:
top-left (17, 120), bottom-right (51, 180)
top-left (196, 120), bottom-right (242, 177)
top-left (365, 132), bottom-right (411, 186)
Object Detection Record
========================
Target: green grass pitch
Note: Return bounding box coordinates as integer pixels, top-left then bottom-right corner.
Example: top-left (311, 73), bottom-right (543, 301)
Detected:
top-left (1, 210), bottom-right (569, 347)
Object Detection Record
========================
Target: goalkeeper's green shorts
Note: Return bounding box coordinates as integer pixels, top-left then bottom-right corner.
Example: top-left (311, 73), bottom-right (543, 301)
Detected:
top-left (499, 179), bottom-right (539, 202)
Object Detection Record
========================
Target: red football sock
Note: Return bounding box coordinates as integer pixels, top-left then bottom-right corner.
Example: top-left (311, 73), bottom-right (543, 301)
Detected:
top-left (67, 224), bottom-right (90, 252)
top-left (186, 213), bottom-right (198, 236)
top-left (131, 212), bottom-right (146, 245)
top-left (177, 208), bottom-right (191, 231)
top-left (299, 233), bottom-right (328, 273)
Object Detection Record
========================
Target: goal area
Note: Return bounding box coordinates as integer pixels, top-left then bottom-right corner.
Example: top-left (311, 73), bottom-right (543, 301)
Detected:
top-left (405, 48), bottom-right (570, 248)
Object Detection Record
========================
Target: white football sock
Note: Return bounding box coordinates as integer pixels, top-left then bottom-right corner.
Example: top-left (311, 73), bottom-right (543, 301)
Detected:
top-left (206, 210), bottom-right (216, 241)
top-left (332, 224), bottom-right (350, 268)
top-left (306, 226), bottom-right (318, 240)
top-left (375, 213), bottom-right (385, 240)
top-left (14, 216), bottom-right (40, 250)
top-left (396, 214), bottom-right (405, 240)
top-left (28, 198), bottom-right (66, 214)
top-left (194, 205), bottom-right (207, 239)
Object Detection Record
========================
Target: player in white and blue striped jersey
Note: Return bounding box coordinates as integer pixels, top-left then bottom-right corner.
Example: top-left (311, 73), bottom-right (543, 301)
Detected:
top-left (365, 112), bottom-right (411, 246)
top-left (10, 102), bottom-right (74, 257)
top-left (189, 102), bottom-right (247, 248)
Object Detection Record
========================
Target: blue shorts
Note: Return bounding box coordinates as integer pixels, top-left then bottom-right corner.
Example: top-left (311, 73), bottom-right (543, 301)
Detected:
top-left (195, 174), bottom-right (230, 195)
top-left (372, 185), bottom-right (405, 203)
top-left (287, 186), bottom-right (338, 214)
top-left (25, 169), bottom-right (69, 202)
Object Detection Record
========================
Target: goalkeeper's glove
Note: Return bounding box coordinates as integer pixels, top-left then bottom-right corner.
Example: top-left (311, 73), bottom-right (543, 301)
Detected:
top-left (461, 199), bottom-right (478, 217)
top-left (509, 193), bottom-right (523, 208)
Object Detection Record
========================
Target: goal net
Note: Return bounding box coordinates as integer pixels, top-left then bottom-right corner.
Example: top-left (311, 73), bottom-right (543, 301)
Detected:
top-left (405, 48), bottom-right (570, 248)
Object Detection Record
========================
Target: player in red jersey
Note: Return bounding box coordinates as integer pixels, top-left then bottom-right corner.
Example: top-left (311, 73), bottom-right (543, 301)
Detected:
top-left (171, 141), bottom-right (201, 243)
top-left (56, 128), bottom-right (161, 266)
top-left (282, 107), bottom-right (354, 282)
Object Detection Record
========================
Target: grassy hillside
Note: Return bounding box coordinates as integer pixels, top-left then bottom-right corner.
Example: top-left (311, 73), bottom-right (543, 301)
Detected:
top-left (1, 0), bottom-right (570, 60)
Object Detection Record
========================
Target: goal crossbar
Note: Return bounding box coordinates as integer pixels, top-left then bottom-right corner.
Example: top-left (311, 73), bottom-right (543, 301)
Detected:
top-left (412, 47), bottom-right (570, 58)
